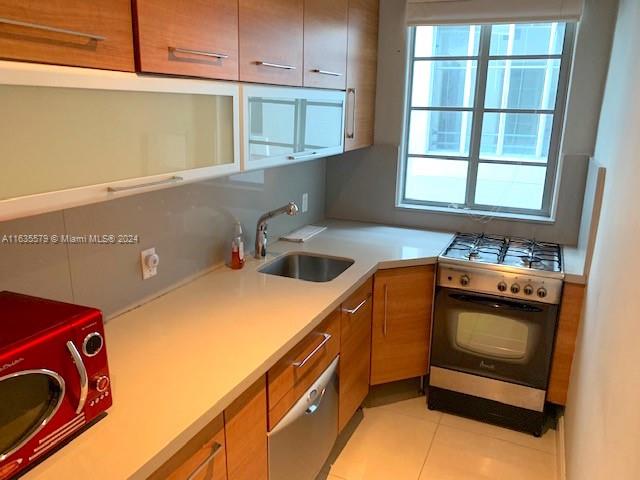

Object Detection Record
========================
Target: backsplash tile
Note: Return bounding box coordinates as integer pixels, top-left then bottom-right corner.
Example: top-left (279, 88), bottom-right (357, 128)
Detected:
top-left (0, 160), bottom-right (326, 318)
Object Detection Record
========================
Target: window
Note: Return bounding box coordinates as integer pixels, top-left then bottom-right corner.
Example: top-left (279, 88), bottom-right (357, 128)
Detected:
top-left (399, 23), bottom-right (574, 216)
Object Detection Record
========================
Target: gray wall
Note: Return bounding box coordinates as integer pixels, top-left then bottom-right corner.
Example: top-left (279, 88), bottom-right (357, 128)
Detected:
top-left (0, 160), bottom-right (326, 318)
top-left (564, 1), bottom-right (640, 477)
top-left (326, 0), bottom-right (618, 244)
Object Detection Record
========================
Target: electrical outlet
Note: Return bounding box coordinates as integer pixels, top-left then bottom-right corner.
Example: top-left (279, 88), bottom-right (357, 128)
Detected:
top-left (302, 193), bottom-right (309, 213)
top-left (141, 247), bottom-right (160, 280)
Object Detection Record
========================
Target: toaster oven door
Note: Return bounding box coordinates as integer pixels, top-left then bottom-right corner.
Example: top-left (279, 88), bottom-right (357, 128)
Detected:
top-left (0, 370), bottom-right (65, 462)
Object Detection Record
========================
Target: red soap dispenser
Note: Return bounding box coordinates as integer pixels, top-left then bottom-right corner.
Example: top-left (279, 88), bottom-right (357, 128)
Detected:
top-left (230, 221), bottom-right (245, 270)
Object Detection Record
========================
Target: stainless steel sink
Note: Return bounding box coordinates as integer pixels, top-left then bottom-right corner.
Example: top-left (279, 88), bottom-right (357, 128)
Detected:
top-left (259, 253), bottom-right (354, 282)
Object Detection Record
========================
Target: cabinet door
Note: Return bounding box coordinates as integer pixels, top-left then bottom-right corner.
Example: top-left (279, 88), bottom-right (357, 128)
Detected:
top-left (224, 377), bottom-right (268, 480)
top-left (134, 0), bottom-right (239, 80)
top-left (238, 0), bottom-right (303, 86)
top-left (344, 0), bottom-right (379, 151)
top-left (371, 265), bottom-right (434, 385)
top-left (303, 0), bottom-right (348, 89)
top-left (0, 0), bottom-right (134, 71)
top-left (339, 278), bottom-right (373, 432)
top-left (149, 414), bottom-right (227, 480)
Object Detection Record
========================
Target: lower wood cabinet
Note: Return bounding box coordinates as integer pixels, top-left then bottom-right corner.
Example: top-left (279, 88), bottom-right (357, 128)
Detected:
top-left (370, 265), bottom-right (435, 385)
top-left (338, 278), bottom-right (373, 432)
top-left (547, 282), bottom-right (586, 405)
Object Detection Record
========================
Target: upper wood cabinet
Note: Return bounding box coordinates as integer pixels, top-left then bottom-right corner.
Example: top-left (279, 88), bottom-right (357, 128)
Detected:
top-left (0, 0), bottom-right (134, 71)
top-left (303, 0), bottom-right (348, 89)
top-left (371, 265), bottom-right (434, 385)
top-left (238, 0), bottom-right (303, 86)
top-left (339, 278), bottom-right (373, 432)
top-left (344, 0), bottom-right (379, 151)
top-left (133, 0), bottom-right (239, 81)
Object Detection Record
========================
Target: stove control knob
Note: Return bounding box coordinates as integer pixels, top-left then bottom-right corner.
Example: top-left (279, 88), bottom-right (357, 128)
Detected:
top-left (537, 287), bottom-right (548, 299)
top-left (497, 281), bottom-right (507, 292)
top-left (460, 275), bottom-right (470, 286)
top-left (510, 283), bottom-right (520, 294)
top-left (523, 285), bottom-right (534, 295)
top-left (95, 375), bottom-right (110, 393)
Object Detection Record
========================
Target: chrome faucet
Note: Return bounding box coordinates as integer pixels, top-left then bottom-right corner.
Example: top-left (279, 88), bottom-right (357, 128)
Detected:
top-left (255, 201), bottom-right (299, 258)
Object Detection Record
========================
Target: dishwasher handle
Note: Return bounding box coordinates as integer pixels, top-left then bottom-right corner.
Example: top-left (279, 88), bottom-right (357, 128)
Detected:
top-left (305, 387), bottom-right (327, 415)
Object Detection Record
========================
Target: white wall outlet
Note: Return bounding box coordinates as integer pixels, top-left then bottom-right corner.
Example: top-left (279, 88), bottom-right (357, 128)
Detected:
top-left (302, 193), bottom-right (309, 213)
top-left (141, 247), bottom-right (160, 280)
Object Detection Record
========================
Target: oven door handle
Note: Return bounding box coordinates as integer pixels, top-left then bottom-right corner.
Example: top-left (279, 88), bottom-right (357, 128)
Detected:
top-left (66, 341), bottom-right (89, 414)
top-left (449, 293), bottom-right (543, 313)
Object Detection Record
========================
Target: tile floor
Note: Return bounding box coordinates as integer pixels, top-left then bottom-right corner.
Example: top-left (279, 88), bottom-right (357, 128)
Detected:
top-left (319, 382), bottom-right (558, 480)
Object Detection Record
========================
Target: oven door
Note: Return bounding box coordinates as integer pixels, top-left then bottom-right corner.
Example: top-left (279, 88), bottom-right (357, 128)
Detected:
top-left (431, 287), bottom-right (558, 389)
top-left (0, 370), bottom-right (65, 463)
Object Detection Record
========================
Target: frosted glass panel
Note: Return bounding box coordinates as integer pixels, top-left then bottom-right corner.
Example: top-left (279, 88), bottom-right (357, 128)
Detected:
top-left (405, 157), bottom-right (468, 204)
top-left (475, 163), bottom-right (546, 210)
top-left (0, 85), bottom-right (234, 200)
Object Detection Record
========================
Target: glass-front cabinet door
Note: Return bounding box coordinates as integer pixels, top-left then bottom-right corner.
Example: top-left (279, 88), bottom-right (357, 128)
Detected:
top-left (242, 85), bottom-right (345, 171)
top-left (0, 61), bottom-right (240, 221)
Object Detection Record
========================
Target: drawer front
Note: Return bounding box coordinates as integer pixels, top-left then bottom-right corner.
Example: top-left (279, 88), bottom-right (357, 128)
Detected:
top-left (0, 0), bottom-right (134, 71)
top-left (268, 310), bottom-right (340, 429)
top-left (149, 414), bottom-right (227, 480)
top-left (134, 0), bottom-right (239, 80)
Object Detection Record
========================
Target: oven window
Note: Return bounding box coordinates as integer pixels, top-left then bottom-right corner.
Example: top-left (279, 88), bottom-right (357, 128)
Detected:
top-left (0, 373), bottom-right (62, 455)
top-left (456, 312), bottom-right (529, 360)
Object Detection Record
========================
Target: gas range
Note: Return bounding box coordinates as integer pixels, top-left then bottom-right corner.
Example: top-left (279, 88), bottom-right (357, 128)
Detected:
top-left (438, 233), bottom-right (565, 305)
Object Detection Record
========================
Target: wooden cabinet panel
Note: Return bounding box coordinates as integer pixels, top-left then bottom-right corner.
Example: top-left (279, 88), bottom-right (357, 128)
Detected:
top-left (238, 0), bottom-right (303, 86)
top-left (0, 0), bottom-right (134, 71)
top-left (133, 0), bottom-right (239, 80)
top-left (371, 265), bottom-right (434, 385)
top-left (149, 414), bottom-right (227, 480)
top-left (547, 282), bottom-right (585, 405)
top-left (339, 278), bottom-right (373, 432)
top-left (344, 0), bottom-right (379, 151)
top-left (268, 310), bottom-right (340, 429)
top-left (224, 377), bottom-right (268, 480)
top-left (303, 0), bottom-right (348, 89)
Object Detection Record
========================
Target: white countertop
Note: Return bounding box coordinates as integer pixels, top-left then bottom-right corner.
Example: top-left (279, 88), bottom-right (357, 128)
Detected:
top-left (562, 246), bottom-right (588, 284)
top-left (24, 220), bottom-right (453, 480)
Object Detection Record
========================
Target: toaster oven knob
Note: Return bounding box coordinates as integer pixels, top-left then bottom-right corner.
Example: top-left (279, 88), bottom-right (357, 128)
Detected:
top-left (537, 287), bottom-right (548, 299)
top-left (497, 281), bottom-right (507, 292)
top-left (83, 332), bottom-right (104, 357)
top-left (523, 285), bottom-right (534, 295)
top-left (460, 275), bottom-right (470, 286)
top-left (95, 375), bottom-right (110, 393)
top-left (510, 283), bottom-right (520, 294)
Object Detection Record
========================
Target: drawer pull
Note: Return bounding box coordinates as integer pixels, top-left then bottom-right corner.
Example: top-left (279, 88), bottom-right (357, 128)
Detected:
top-left (383, 284), bottom-right (388, 337)
top-left (342, 294), bottom-right (371, 315)
top-left (0, 17), bottom-right (106, 41)
top-left (169, 47), bottom-right (229, 59)
top-left (312, 69), bottom-right (343, 77)
top-left (186, 442), bottom-right (222, 480)
top-left (107, 176), bottom-right (183, 193)
top-left (287, 151), bottom-right (318, 161)
top-left (292, 333), bottom-right (331, 369)
top-left (346, 88), bottom-right (357, 139)
top-left (256, 61), bottom-right (296, 70)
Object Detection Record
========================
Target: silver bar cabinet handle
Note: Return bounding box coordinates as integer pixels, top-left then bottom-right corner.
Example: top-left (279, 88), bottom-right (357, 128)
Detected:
top-left (342, 294), bottom-right (371, 315)
top-left (186, 442), bottom-right (222, 480)
top-left (256, 61), bottom-right (296, 70)
top-left (0, 17), bottom-right (106, 41)
top-left (293, 333), bottom-right (332, 368)
top-left (383, 284), bottom-right (388, 337)
top-left (169, 47), bottom-right (229, 59)
top-left (312, 69), bottom-right (343, 77)
top-left (66, 341), bottom-right (88, 415)
top-left (107, 176), bottom-right (183, 193)
top-left (287, 151), bottom-right (318, 160)
top-left (346, 88), bottom-right (357, 139)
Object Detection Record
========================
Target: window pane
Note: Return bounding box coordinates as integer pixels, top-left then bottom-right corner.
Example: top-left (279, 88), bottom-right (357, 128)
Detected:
top-left (415, 25), bottom-right (480, 57)
top-left (490, 23), bottom-right (566, 56)
top-left (475, 163), bottom-right (546, 210)
top-left (485, 59), bottom-right (560, 110)
top-left (408, 110), bottom-right (472, 156)
top-left (405, 157), bottom-right (468, 204)
top-left (412, 60), bottom-right (477, 108)
top-left (480, 112), bottom-right (553, 162)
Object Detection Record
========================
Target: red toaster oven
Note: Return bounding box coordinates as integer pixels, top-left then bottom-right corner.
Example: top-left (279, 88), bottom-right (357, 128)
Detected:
top-left (0, 292), bottom-right (112, 479)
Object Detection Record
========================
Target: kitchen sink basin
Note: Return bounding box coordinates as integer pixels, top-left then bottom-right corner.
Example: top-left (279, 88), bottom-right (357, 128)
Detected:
top-left (259, 253), bottom-right (354, 282)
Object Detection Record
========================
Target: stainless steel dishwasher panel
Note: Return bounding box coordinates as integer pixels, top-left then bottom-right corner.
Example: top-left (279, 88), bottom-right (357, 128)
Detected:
top-left (268, 355), bottom-right (339, 480)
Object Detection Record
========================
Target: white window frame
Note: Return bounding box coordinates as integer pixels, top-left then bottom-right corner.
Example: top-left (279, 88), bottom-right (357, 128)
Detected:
top-left (397, 23), bottom-right (576, 218)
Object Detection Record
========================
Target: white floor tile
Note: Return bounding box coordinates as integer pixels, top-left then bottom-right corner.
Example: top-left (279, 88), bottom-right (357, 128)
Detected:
top-left (419, 424), bottom-right (557, 480)
top-left (373, 395), bottom-right (443, 424)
